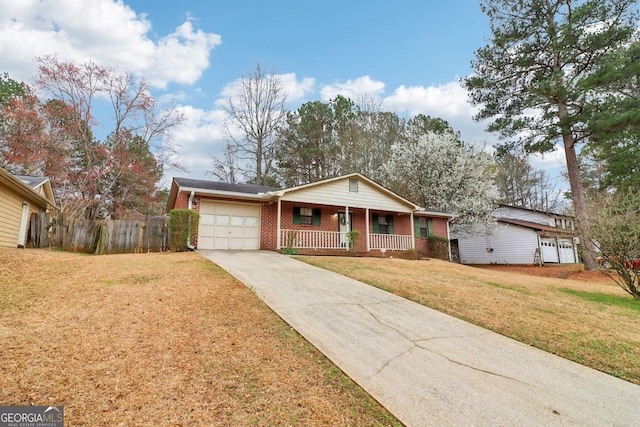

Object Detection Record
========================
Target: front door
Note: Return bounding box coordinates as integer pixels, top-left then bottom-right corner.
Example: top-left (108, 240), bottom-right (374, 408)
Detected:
top-left (338, 212), bottom-right (352, 248)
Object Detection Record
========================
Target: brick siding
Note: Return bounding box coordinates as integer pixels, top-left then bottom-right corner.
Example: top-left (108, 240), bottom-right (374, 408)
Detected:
top-left (171, 190), bottom-right (449, 257)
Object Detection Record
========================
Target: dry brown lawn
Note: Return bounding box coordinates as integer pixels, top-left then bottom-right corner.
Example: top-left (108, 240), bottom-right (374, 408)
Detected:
top-left (298, 256), bottom-right (640, 385)
top-left (0, 249), bottom-right (400, 426)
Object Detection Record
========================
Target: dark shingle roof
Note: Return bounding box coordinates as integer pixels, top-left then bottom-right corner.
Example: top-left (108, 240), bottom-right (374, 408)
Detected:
top-left (13, 175), bottom-right (48, 189)
top-left (173, 177), bottom-right (280, 195)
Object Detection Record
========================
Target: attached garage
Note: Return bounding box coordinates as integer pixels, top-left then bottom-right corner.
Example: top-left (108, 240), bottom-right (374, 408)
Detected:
top-left (198, 201), bottom-right (261, 250)
top-left (540, 237), bottom-right (578, 264)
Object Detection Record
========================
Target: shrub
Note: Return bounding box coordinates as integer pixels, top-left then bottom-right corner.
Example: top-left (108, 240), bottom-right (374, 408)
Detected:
top-left (346, 230), bottom-right (360, 251)
top-left (428, 236), bottom-right (450, 260)
top-left (282, 230), bottom-right (300, 255)
top-left (402, 248), bottom-right (418, 260)
top-left (168, 209), bottom-right (200, 252)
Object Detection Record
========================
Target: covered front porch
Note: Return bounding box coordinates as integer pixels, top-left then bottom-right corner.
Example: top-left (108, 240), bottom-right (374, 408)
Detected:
top-left (275, 202), bottom-right (416, 252)
top-left (280, 228), bottom-right (415, 251)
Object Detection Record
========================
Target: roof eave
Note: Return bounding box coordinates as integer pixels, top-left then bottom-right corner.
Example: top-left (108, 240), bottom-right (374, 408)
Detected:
top-left (498, 218), bottom-right (575, 234)
top-left (414, 210), bottom-right (455, 219)
top-left (0, 169), bottom-right (58, 211)
top-left (178, 186), bottom-right (270, 201)
top-left (275, 173), bottom-right (422, 211)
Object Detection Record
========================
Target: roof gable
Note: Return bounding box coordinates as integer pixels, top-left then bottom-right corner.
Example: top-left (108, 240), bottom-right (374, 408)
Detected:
top-left (0, 169), bottom-right (57, 210)
top-left (14, 175), bottom-right (48, 189)
top-left (13, 175), bottom-right (56, 206)
top-left (272, 173), bottom-right (421, 212)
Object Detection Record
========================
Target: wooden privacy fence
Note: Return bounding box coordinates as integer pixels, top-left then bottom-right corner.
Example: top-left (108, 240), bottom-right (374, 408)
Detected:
top-left (28, 213), bottom-right (168, 254)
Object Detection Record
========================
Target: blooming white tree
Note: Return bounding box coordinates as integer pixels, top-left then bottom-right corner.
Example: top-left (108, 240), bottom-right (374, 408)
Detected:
top-left (380, 131), bottom-right (497, 226)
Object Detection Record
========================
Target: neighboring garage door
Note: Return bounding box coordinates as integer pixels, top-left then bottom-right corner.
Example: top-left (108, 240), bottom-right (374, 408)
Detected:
top-left (540, 238), bottom-right (559, 263)
top-left (198, 201), bottom-right (260, 250)
top-left (558, 238), bottom-right (576, 263)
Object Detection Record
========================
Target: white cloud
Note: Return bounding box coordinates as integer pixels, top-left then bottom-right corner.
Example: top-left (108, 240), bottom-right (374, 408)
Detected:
top-left (157, 91), bottom-right (188, 105)
top-left (0, 0), bottom-right (221, 88)
top-left (145, 21), bottom-right (221, 89)
top-left (380, 80), bottom-right (498, 146)
top-left (383, 81), bottom-right (477, 118)
top-left (169, 105), bottom-right (229, 179)
top-left (314, 78), bottom-right (495, 145)
top-left (530, 146), bottom-right (567, 170)
top-left (279, 73), bottom-right (315, 103)
top-left (218, 72), bottom-right (315, 107)
top-left (320, 76), bottom-right (385, 101)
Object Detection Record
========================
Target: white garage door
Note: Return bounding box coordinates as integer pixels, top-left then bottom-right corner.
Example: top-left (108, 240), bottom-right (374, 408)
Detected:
top-left (198, 201), bottom-right (260, 250)
top-left (540, 238), bottom-right (559, 263)
top-left (558, 238), bottom-right (576, 263)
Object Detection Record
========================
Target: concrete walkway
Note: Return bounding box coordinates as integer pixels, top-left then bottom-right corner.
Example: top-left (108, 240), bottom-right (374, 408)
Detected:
top-left (199, 250), bottom-right (640, 426)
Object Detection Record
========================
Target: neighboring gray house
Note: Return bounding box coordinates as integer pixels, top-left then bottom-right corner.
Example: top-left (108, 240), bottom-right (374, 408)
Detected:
top-left (451, 205), bottom-right (579, 265)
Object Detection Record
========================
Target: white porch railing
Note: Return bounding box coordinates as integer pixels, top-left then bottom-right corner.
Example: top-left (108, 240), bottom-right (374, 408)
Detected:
top-left (369, 233), bottom-right (413, 251)
top-left (281, 229), bottom-right (414, 251)
top-left (281, 229), bottom-right (348, 249)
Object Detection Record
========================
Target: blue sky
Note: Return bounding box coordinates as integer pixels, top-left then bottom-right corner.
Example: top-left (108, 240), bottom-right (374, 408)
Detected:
top-left (0, 0), bottom-right (567, 186)
top-left (140, 1), bottom-right (491, 89)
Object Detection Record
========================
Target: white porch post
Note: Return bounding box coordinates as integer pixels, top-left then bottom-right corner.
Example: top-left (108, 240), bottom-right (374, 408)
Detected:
top-left (345, 205), bottom-right (349, 251)
top-left (410, 212), bottom-right (415, 249)
top-left (365, 207), bottom-right (370, 251)
top-left (276, 199), bottom-right (282, 250)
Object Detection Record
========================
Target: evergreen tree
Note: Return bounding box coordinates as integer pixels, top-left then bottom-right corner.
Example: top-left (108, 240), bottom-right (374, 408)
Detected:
top-left (464, 0), bottom-right (639, 269)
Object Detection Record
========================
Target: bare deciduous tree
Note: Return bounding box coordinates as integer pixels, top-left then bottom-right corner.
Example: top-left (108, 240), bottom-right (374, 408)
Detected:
top-left (588, 192), bottom-right (640, 300)
top-left (2, 55), bottom-right (185, 219)
top-left (207, 142), bottom-right (239, 184)
top-left (495, 147), bottom-right (564, 212)
top-left (222, 63), bottom-right (287, 186)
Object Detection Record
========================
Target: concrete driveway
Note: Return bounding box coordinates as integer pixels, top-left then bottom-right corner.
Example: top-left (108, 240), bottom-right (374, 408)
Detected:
top-left (199, 250), bottom-right (640, 426)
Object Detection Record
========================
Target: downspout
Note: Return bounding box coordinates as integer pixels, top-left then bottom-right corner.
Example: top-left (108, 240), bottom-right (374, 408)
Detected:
top-left (187, 191), bottom-right (196, 250)
top-left (446, 217), bottom-right (452, 261)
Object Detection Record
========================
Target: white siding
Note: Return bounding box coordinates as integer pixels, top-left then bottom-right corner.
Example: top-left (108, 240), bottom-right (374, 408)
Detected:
top-left (456, 223), bottom-right (540, 264)
top-left (497, 206), bottom-right (555, 226)
top-left (279, 177), bottom-right (413, 213)
top-left (0, 185), bottom-right (23, 247)
top-left (0, 186), bottom-right (42, 248)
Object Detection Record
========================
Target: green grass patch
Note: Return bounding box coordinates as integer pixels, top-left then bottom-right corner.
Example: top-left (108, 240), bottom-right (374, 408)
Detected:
top-left (483, 281), bottom-right (530, 293)
top-left (559, 288), bottom-right (640, 311)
